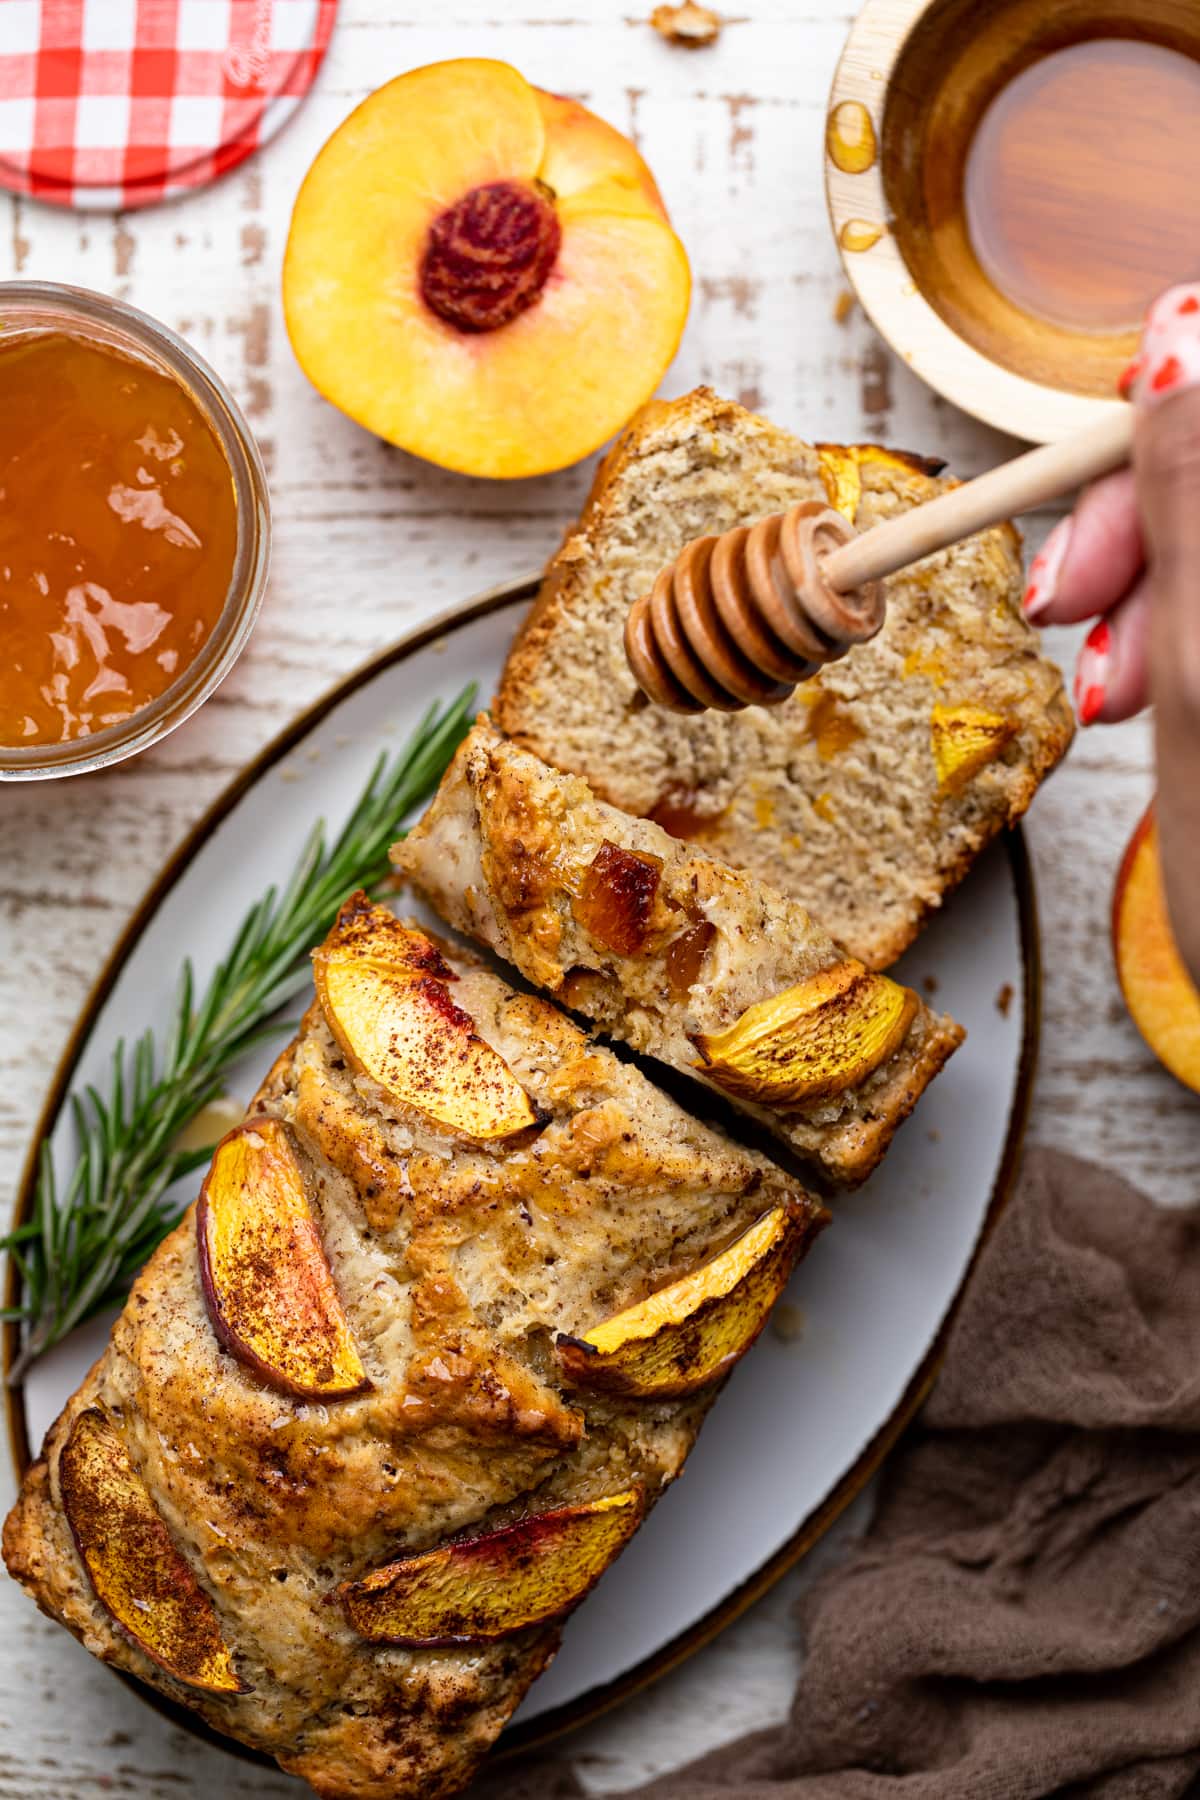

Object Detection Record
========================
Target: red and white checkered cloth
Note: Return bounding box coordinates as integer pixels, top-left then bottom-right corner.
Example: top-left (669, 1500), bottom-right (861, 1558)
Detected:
top-left (0, 0), bottom-right (337, 210)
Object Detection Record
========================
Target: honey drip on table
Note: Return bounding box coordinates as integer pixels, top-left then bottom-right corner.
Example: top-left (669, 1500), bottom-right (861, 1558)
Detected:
top-left (0, 332), bottom-right (237, 748)
top-left (964, 38), bottom-right (1200, 333)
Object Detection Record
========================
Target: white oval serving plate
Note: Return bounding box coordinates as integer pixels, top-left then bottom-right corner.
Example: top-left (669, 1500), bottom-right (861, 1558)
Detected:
top-left (5, 580), bottom-right (1037, 1764)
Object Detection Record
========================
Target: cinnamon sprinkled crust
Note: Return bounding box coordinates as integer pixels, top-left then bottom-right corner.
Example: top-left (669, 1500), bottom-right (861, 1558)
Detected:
top-left (3, 921), bottom-right (824, 1800)
top-left (495, 388), bottom-right (1075, 970)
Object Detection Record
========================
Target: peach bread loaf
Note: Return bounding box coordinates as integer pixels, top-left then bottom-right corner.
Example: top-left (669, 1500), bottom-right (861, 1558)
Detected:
top-left (3, 896), bottom-right (824, 1800)
top-left (495, 387), bottom-right (1075, 969)
top-left (394, 719), bottom-right (963, 1188)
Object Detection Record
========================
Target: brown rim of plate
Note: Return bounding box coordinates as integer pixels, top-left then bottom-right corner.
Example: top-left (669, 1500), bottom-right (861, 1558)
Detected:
top-left (3, 575), bottom-right (1040, 1770)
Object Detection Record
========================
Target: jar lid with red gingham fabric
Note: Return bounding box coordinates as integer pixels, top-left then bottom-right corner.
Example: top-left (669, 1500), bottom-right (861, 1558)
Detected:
top-left (0, 0), bottom-right (338, 211)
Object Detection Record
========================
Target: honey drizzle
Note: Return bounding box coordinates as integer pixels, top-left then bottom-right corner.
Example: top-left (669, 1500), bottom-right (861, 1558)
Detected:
top-left (826, 101), bottom-right (877, 175)
top-left (839, 219), bottom-right (883, 254)
top-left (963, 38), bottom-right (1200, 334)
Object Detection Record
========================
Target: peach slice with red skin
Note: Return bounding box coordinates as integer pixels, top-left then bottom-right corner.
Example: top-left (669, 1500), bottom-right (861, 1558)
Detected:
top-left (693, 961), bottom-right (918, 1106)
top-left (1112, 802), bottom-right (1200, 1093)
top-left (282, 59), bottom-right (691, 478)
top-left (198, 1116), bottom-right (370, 1400)
top-left (59, 1409), bottom-right (244, 1693)
top-left (556, 1205), bottom-right (817, 1398)
top-left (314, 895), bottom-right (542, 1141)
top-left (339, 1490), bottom-right (642, 1645)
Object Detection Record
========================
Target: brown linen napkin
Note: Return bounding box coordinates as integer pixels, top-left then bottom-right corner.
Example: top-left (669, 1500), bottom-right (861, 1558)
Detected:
top-left (480, 1147), bottom-right (1200, 1800)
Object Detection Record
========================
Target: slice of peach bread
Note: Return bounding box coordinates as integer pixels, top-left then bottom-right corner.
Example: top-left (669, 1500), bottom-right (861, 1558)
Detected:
top-left (4, 897), bottom-right (825, 1800)
top-left (393, 720), bottom-right (963, 1187)
top-left (494, 387), bottom-right (1075, 970)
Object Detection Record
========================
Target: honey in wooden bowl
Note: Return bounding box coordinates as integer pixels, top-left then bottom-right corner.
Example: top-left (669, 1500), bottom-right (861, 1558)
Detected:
top-left (1, 332), bottom-right (238, 747)
top-left (0, 284), bottom-right (269, 782)
top-left (963, 38), bottom-right (1200, 337)
top-left (880, 0), bottom-right (1200, 399)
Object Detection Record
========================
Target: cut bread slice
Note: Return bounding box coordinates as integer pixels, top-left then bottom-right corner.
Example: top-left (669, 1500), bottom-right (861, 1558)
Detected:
top-left (4, 898), bottom-right (825, 1800)
top-left (495, 387), bottom-right (1074, 969)
top-left (393, 720), bottom-right (964, 1187)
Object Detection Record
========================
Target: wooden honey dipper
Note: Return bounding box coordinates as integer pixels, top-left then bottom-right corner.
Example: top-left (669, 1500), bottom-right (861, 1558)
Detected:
top-left (626, 408), bottom-right (1135, 712)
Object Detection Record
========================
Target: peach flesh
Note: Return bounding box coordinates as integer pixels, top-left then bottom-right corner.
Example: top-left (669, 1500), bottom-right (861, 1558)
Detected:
top-left (282, 58), bottom-right (691, 478)
top-left (197, 1117), bottom-right (371, 1400)
top-left (313, 897), bottom-right (543, 1142)
top-left (59, 1409), bottom-right (244, 1693)
top-left (1112, 804), bottom-right (1200, 1094)
top-left (339, 1491), bottom-right (642, 1645)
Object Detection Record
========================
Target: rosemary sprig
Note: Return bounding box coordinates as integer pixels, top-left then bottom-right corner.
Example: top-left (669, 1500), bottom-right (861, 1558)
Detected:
top-left (3, 684), bottom-right (476, 1384)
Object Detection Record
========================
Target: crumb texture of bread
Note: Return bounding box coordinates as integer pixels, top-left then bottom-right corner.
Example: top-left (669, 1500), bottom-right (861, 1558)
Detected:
top-left (3, 909), bottom-right (824, 1800)
top-left (394, 720), bottom-right (963, 1187)
top-left (495, 388), bottom-right (1075, 969)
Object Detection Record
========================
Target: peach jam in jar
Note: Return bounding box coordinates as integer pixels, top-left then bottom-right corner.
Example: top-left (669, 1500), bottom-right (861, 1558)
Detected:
top-left (0, 285), bottom-right (269, 781)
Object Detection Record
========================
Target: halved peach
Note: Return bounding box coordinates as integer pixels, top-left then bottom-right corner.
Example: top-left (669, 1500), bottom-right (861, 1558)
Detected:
top-left (573, 841), bottom-right (664, 957)
top-left (197, 1116), bottom-right (369, 1400)
top-left (339, 1490), bottom-right (642, 1645)
top-left (59, 1409), bottom-right (244, 1693)
top-left (693, 961), bottom-right (918, 1105)
top-left (930, 704), bottom-right (1018, 795)
top-left (314, 895), bottom-right (541, 1141)
top-left (556, 1205), bottom-right (811, 1397)
top-left (1112, 802), bottom-right (1200, 1093)
top-left (283, 59), bottom-right (691, 478)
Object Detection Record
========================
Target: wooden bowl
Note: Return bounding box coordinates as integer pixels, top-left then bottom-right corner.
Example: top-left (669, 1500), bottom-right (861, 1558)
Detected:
top-left (824, 0), bottom-right (1200, 441)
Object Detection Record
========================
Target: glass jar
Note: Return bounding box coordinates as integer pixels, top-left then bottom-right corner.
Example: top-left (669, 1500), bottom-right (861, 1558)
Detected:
top-left (0, 281), bottom-right (270, 781)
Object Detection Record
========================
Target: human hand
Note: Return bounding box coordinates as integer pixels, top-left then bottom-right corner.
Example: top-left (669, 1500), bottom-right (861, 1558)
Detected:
top-left (1021, 283), bottom-right (1200, 986)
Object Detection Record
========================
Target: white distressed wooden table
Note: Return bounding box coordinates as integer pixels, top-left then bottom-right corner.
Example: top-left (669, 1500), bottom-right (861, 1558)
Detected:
top-left (1, 4), bottom-right (1193, 1795)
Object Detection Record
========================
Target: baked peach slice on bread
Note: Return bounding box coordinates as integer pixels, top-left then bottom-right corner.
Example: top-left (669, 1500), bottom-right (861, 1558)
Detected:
top-left (693, 963), bottom-right (920, 1107)
top-left (340, 1491), bottom-right (642, 1645)
top-left (59, 1410), bottom-right (244, 1693)
top-left (1113, 802), bottom-right (1200, 1093)
top-left (283, 59), bottom-right (691, 477)
top-left (314, 894), bottom-right (542, 1141)
top-left (198, 1117), bottom-right (370, 1400)
top-left (557, 1205), bottom-right (806, 1397)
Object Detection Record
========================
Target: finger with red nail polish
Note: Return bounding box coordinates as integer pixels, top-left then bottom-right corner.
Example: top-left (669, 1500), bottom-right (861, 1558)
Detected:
top-left (1117, 354), bottom-right (1145, 399)
top-left (1131, 279), bottom-right (1200, 984)
top-left (1023, 517), bottom-right (1072, 622)
top-left (1073, 619), bottom-right (1109, 725)
top-left (1023, 468), bottom-right (1144, 627)
top-left (1071, 579), bottom-right (1151, 725)
top-left (1124, 283), bottom-right (1200, 405)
